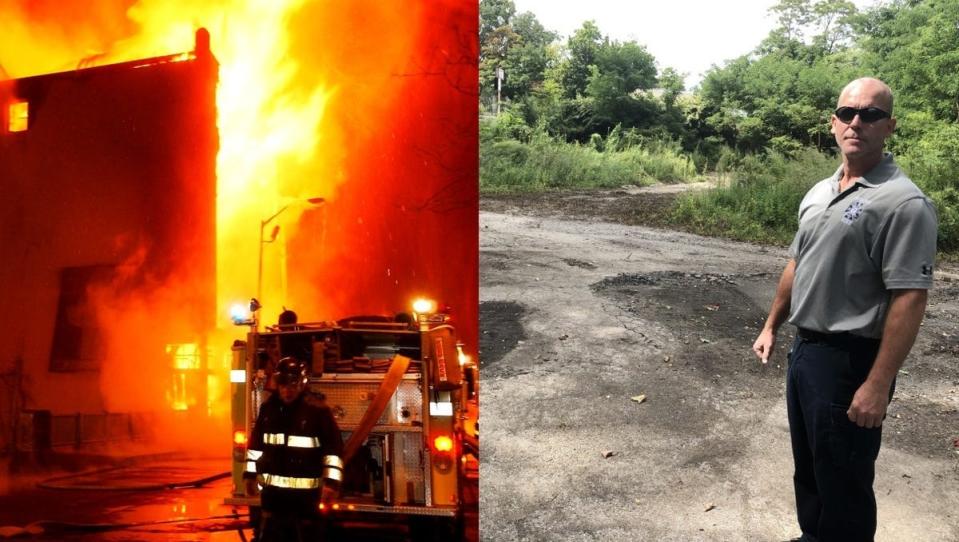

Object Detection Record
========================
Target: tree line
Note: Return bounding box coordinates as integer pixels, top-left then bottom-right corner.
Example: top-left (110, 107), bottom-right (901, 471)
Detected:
top-left (480, 0), bottom-right (959, 251)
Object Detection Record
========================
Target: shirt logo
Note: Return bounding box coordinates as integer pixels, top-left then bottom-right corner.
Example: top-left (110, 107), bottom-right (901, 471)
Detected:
top-left (922, 264), bottom-right (933, 276)
top-left (841, 198), bottom-right (867, 225)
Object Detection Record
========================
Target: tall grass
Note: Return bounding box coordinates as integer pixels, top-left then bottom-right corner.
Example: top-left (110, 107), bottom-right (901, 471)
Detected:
top-left (480, 132), bottom-right (696, 193)
top-left (672, 148), bottom-right (837, 245)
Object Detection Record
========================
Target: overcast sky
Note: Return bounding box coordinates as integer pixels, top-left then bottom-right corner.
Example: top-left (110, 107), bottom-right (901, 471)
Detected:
top-left (510, 0), bottom-right (878, 89)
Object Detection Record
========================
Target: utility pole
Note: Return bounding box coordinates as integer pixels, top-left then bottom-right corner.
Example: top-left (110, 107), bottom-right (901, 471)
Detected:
top-left (496, 66), bottom-right (505, 116)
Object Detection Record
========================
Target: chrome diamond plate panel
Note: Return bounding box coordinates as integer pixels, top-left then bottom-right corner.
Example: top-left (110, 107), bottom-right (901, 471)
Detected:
top-left (310, 377), bottom-right (422, 426)
top-left (392, 431), bottom-right (426, 504)
top-left (316, 382), bottom-right (386, 425)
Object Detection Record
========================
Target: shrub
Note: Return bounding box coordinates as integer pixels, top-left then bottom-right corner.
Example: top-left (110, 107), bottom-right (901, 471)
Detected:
top-left (480, 131), bottom-right (697, 193)
top-left (480, 111), bottom-right (533, 143)
top-left (897, 120), bottom-right (959, 252)
top-left (589, 133), bottom-right (604, 152)
top-left (672, 148), bottom-right (836, 244)
top-left (767, 135), bottom-right (804, 158)
top-left (926, 187), bottom-right (959, 253)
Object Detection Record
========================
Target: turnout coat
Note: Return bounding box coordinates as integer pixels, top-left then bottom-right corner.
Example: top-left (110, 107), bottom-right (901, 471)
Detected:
top-left (244, 392), bottom-right (345, 514)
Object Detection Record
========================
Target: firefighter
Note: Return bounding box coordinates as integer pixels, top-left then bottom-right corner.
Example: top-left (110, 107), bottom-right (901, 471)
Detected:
top-left (244, 357), bottom-right (344, 541)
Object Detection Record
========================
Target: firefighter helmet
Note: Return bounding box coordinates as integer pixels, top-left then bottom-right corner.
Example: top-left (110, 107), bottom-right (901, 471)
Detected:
top-left (278, 308), bottom-right (298, 327)
top-left (275, 357), bottom-right (308, 386)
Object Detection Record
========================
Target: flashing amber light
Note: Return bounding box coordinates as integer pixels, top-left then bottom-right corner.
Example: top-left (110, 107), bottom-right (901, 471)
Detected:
top-left (318, 503), bottom-right (325, 510)
top-left (347, 504), bottom-right (356, 511)
top-left (412, 298), bottom-right (437, 315)
top-left (233, 431), bottom-right (247, 446)
top-left (456, 343), bottom-right (470, 366)
top-left (433, 435), bottom-right (454, 453)
top-left (332, 503), bottom-right (341, 510)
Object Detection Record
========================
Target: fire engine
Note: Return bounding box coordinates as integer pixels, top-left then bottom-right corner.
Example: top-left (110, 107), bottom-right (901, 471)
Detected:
top-left (225, 298), bottom-right (478, 538)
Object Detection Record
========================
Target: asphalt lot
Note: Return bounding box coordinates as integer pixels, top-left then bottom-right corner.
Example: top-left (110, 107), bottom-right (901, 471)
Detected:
top-left (478, 202), bottom-right (959, 542)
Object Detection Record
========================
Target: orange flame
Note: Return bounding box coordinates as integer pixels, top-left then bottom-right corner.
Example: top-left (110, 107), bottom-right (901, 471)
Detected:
top-left (1, 0), bottom-right (477, 449)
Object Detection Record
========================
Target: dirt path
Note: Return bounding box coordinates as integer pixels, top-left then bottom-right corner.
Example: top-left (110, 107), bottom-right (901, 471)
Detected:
top-left (478, 200), bottom-right (959, 541)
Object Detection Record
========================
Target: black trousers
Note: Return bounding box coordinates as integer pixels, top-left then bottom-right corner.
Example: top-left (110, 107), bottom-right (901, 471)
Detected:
top-left (786, 332), bottom-right (892, 542)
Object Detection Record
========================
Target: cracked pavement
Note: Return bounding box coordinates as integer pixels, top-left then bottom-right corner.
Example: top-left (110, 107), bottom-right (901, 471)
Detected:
top-left (479, 209), bottom-right (959, 542)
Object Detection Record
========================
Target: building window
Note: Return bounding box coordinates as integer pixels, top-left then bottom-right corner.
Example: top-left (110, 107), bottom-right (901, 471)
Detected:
top-left (49, 266), bottom-right (114, 372)
top-left (8, 101), bottom-right (28, 132)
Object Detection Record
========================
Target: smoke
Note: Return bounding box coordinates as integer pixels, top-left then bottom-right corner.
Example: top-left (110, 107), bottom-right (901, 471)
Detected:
top-left (277, 0), bottom-right (478, 352)
top-left (89, 237), bottom-right (229, 451)
top-left (2, 0), bottom-right (477, 453)
top-left (0, 0), bottom-right (139, 77)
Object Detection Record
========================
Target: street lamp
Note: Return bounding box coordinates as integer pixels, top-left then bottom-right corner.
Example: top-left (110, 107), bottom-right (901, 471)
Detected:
top-left (256, 197), bottom-right (325, 324)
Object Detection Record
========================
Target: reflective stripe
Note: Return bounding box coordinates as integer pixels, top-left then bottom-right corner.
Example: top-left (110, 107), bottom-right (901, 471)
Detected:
top-left (246, 461), bottom-right (257, 473)
top-left (262, 433), bottom-right (323, 448)
top-left (323, 455), bottom-right (344, 469)
top-left (259, 473), bottom-right (322, 489)
top-left (246, 449), bottom-right (263, 461)
top-left (230, 369), bottom-right (246, 383)
top-left (322, 454), bottom-right (344, 483)
top-left (287, 435), bottom-right (320, 448)
top-left (322, 467), bottom-right (344, 482)
top-left (430, 401), bottom-right (454, 416)
top-left (264, 433), bottom-right (285, 445)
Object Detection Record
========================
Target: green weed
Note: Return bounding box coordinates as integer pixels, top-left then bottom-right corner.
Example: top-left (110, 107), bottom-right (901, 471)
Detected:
top-left (480, 122), bottom-right (696, 193)
top-left (672, 149), bottom-right (836, 245)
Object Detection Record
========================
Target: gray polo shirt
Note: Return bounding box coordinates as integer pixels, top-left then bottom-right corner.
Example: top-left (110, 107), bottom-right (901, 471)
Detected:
top-left (787, 153), bottom-right (937, 338)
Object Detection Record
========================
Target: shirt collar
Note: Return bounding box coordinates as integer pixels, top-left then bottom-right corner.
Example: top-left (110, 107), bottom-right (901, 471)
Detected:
top-left (830, 152), bottom-right (896, 193)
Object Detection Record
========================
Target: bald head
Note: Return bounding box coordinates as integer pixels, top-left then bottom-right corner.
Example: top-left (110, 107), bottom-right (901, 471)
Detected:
top-left (838, 77), bottom-right (894, 115)
top-left (831, 77), bottom-right (896, 170)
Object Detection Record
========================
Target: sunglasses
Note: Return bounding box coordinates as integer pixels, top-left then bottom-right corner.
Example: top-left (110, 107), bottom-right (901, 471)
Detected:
top-left (834, 106), bottom-right (890, 123)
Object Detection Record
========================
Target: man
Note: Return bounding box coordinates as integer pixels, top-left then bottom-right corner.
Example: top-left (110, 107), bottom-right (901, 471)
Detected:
top-left (752, 77), bottom-right (937, 542)
top-left (244, 357), bottom-right (344, 541)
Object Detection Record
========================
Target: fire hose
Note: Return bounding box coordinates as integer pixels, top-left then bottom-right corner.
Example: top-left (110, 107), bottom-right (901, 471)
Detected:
top-left (342, 354), bottom-right (412, 462)
top-left (0, 513), bottom-right (249, 539)
top-left (36, 467), bottom-right (230, 491)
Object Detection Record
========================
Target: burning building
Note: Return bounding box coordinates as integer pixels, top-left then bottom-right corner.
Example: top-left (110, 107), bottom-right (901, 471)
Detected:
top-left (0, 32), bottom-right (218, 453)
top-left (0, 1), bottom-right (477, 458)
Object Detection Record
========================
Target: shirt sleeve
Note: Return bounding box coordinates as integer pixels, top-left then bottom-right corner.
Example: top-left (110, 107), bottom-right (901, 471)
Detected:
top-left (878, 197), bottom-right (938, 289)
top-left (789, 184), bottom-right (819, 260)
top-left (320, 407), bottom-right (344, 457)
top-left (318, 407), bottom-right (345, 484)
top-left (788, 229), bottom-right (801, 259)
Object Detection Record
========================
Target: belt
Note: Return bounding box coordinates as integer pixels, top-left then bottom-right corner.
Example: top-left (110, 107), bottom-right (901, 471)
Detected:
top-left (796, 328), bottom-right (880, 349)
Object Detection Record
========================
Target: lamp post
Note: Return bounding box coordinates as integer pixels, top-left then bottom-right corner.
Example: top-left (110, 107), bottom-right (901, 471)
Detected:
top-left (256, 197), bottom-right (325, 325)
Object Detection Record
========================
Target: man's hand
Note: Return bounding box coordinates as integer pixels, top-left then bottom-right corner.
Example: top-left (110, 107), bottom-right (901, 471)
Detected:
top-left (752, 328), bottom-right (775, 364)
top-left (847, 382), bottom-right (889, 428)
top-left (244, 478), bottom-right (259, 496)
top-left (753, 259), bottom-right (795, 365)
top-left (847, 289), bottom-right (927, 429)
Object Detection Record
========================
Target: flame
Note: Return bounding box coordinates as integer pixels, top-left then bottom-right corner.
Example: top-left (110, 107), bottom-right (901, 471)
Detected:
top-left (1, 0), bottom-right (477, 450)
top-left (114, 0), bottom-right (342, 324)
top-left (167, 343), bottom-right (200, 370)
top-left (7, 101), bottom-right (28, 131)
